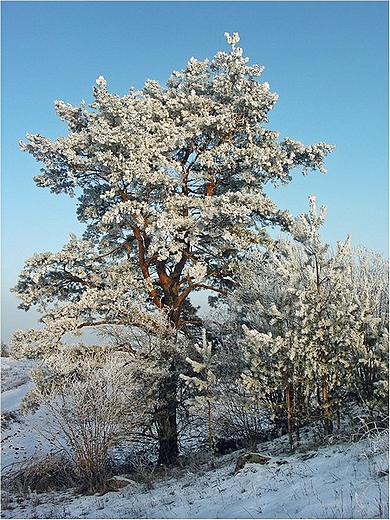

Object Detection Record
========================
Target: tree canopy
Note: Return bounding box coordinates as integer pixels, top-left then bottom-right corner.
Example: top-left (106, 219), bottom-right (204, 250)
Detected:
top-left (14, 32), bottom-right (333, 346)
top-left (228, 197), bottom-right (389, 445)
top-left (12, 32), bottom-right (335, 465)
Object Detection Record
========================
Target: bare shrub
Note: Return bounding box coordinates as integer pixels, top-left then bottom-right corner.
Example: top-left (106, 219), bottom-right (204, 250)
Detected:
top-left (3, 453), bottom-right (77, 495)
top-left (352, 410), bottom-right (389, 440)
top-left (126, 451), bottom-right (158, 490)
top-left (22, 350), bottom-right (137, 493)
top-left (213, 382), bottom-right (271, 450)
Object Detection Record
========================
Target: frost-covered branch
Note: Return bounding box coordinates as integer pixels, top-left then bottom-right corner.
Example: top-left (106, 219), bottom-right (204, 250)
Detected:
top-left (13, 32), bottom-right (335, 465)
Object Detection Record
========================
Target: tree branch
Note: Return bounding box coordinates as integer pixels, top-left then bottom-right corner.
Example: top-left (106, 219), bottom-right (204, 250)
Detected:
top-left (192, 283), bottom-right (228, 296)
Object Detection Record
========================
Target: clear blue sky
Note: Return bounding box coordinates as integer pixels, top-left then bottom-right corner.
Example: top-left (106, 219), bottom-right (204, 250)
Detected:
top-left (1, 1), bottom-right (389, 343)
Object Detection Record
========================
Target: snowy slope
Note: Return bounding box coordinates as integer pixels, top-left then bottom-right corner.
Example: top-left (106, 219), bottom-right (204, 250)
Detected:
top-left (1, 357), bottom-right (389, 519)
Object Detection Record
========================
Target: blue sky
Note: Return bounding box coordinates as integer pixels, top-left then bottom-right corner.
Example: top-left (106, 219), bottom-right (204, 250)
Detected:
top-left (1, 1), bottom-right (389, 342)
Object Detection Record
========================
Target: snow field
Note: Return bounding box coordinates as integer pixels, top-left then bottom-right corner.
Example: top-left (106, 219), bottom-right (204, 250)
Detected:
top-left (1, 357), bottom-right (388, 519)
top-left (2, 430), bottom-right (388, 518)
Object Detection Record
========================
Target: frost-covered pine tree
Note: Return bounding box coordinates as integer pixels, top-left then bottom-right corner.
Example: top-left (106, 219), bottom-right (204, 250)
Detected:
top-left (347, 248), bottom-right (389, 410)
top-left (239, 197), bottom-right (388, 443)
top-left (12, 33), bottom-right (334, 464)
top-left (180, 329), bottom-right (218, 449)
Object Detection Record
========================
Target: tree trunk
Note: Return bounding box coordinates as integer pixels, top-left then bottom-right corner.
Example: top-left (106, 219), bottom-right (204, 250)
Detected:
top-left (156, 368), bottom-right (179, 466)
top-left (154, 291), bottom-right (203, 464)
top-left (156, 409), bottom-right (179, 465)
top-left (207, 399), bottom-right (215, 450)
top-left (285, 380), bottom-right (294, 451)
top-left (153, 296), bottom-right (186, 465)
top-left (322, 375), bottom-right (333, 435)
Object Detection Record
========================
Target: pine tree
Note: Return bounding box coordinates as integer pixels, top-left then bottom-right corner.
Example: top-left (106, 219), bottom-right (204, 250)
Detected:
top-left (239, 197), bottom-right (388, 443)
top-left (180, 329), bottom-right (218, 450)
top-left (347, 248), bottom-right (389, 411)
top-left (12, 33), bottom-right (333, 464)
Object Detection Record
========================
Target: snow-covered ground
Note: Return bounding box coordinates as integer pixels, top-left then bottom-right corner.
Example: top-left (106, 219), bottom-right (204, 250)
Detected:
top-left (1, 356), bottom-right (389, 519)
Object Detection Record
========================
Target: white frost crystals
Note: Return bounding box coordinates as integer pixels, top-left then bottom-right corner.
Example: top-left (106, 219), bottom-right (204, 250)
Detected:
top-left (224, 31), bottom-right (243, 55)
top-left (224, 31), bottom-right (240, 48)
top-left (236, 197), bottom-right (389, 445)
top-left (185, 262), bottom-right (208, 284)
top-left (13, 33), bottom-right (335, 420)
top-left (96, 75), bottom-right (107, 89)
